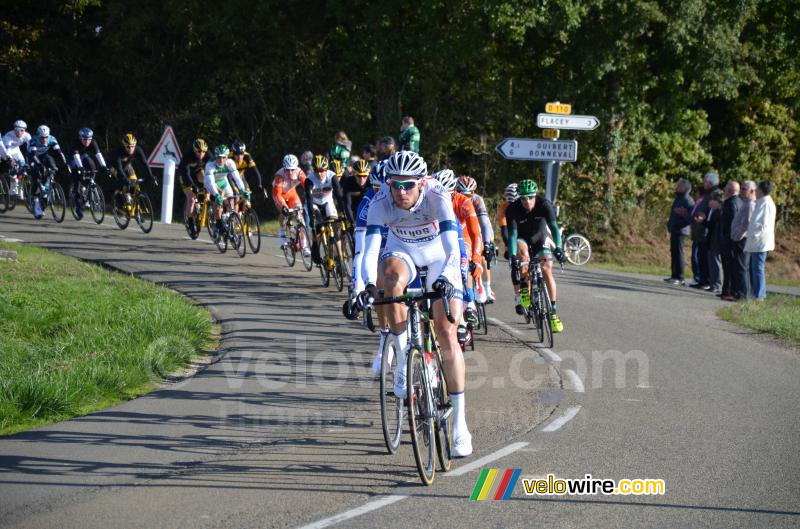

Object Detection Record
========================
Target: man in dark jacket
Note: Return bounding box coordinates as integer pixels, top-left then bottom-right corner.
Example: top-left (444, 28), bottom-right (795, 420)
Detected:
top-left (689, 172), bottom-right (720, 288)
top-left (719, 181), bottom-right (742, 300)
top-left (664, 178), bottom-right (695, 285)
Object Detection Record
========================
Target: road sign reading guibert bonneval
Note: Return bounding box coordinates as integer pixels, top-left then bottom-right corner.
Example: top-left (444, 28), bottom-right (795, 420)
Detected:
top-left (536, 113), bottom-right (599, 131)
top-left (495, 138), bottom-right (578, 162)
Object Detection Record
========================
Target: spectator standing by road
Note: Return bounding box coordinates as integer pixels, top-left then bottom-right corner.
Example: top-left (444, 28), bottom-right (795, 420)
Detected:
top-left (730, 180), bottom-right (756, 300)
top-left (720, 181), bottom-right (742, 300)
top-left (329, 131), bottom-right (351, 168)
top-left (689, 172), bottom-right (720, 289)
top-left (399, 116), bottom-right (420, 153)
top-left (664, 178), bottom-right (694, 285)
top-left (704, 188), bottom-right (725, 294)
top-left (744, 180), bottom-right (776, 301)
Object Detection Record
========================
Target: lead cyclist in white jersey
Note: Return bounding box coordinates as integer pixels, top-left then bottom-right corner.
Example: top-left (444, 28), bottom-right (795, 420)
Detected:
top-left (360, 150), bottom-right (472, 457)
top-left (204, 144), bottom-right (249, 233)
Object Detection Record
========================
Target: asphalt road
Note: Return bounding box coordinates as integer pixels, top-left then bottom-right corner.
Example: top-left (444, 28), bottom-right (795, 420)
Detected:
top-left (0, 210), bottom-right (798, 529)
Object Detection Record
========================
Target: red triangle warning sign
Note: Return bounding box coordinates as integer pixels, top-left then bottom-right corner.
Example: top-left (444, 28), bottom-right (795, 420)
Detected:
top-left (147, 126), bottom-right (182, 168)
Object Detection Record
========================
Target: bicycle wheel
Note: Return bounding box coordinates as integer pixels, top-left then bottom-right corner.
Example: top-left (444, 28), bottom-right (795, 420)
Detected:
top-left (229, 213), bottom-right (246, 258)
top-left (476, 302), bottom-right (488, 335)
top-left (49, 182), bottom-right (66, 223)
top-left (205, 204), bottom-right (216, 240)
top-left (0, 175), bottom-right (9, 213)
top-left (318, 237), bottom-right (330, 288)
top-left (565, 233), bottom-right (592, 265)
top-left (407, 346), bottom-right (436, 485)
top-left (89, 186), bottom-right (105, 224)
top-left (135, 192), bottom-right (154, 233)
top-left (341, 229), bottom-right (355, 282)
top-left (283, 222), bottom-right (296, 267)
top-left (539, 281), bottom-right (554, 348)
top-left (332, 240), bottom-right (345, 292)
top-left (380, 337), bottom-right (404, 454)
top-left (433, 351), bottom-right (453, 472)
top-left (113, 194), bottom-right (130, 229)
top-left (300, 224), bottom-right (313, 271)
top-left (245, 209), bottom-right (261, 254)
top-left (7, 175), bottom-right (19, 211)
top-left (68, 185), bottom-right (80, 221)
top-left (23, 179), bottom-right (33, 213)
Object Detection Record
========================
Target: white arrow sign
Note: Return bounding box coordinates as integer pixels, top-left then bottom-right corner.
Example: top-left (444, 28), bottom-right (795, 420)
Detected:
top-left (496, 138), bottom-right (578, 162)
top-left (147, 126), bottom-right (182, 168)
top-left (536, 113), bottom-right (600, 131)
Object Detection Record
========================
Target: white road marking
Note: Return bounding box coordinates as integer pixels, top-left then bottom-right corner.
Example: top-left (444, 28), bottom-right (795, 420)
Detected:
top-left (296, 494), bottom-right (409, 529)
top-left (541, 405), bottom-right (582, 432)
top-left (564, 369), bottom-right (584, 393)
top-left (539, 348), bottom-right (562, 363)
top-left (1, 237), bottom-right (24, 242)
top-left (297, 442), bottom-right (530, 528)
top-left (488, 316), bottom-right (525, 336)
top-left (446, 441), bottom-right (530, 477)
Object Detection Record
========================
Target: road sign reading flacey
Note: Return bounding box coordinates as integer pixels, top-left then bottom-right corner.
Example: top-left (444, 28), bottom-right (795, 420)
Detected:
top-left (496, 138), bottom-right (578, 162)
top-left (147, 126), bottom-right (182, 168)
top-left (537, 113), bottom-right (599, 131)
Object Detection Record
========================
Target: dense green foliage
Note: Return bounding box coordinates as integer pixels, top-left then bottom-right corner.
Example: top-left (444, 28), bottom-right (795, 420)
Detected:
top-left (2, 0), bottom-right (798, 237)
top-left (0, 241), bottom-right (213, 435)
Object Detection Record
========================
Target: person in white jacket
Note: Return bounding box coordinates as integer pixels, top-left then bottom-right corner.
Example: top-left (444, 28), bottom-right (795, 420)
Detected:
top-left (743, 181), bottom-right (776, 300)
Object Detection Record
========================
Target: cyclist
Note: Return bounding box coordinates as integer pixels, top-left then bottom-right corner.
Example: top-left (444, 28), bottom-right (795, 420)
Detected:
top-left (299, 150), bottom-right (314, 175)
top-left (341, 159), bottom-right (370, 226)
top-left (229, 139), bottom-right (263, 213)
top-left (498, 183), bottom-right (519, 258)
top-left (329, 131), bottom-right (351, 168)
top-left (1, 120), bottom-right (31, 197)
top-left (359, 150), bottom-right (472, 457)
top-left (272, 153), bottom-right (310, 256)
top-left (68, 127), bottom-right (109, 220)
top-left (204, 144), bottom-right (249, 234)
top-left (457, 175), bottom-right (496, 302)
top-left (304, 154), bottom-right (344, 265)
top-left (111, 133), bottom-right (157, 214)
top-left (26, 125), bottom-right (70, 219)
top-left (505, 179), bottom-right (566, 333)
top-left (178, 138), bottom-right (210, 235)
top-left (432, 169), bottom-right (483, 326)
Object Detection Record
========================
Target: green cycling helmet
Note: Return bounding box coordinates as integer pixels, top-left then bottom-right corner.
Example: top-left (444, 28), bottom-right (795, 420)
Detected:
top-left (518, 179), bottom-right (538, 197)
top-left (214, 144), bottom-right (229, 158)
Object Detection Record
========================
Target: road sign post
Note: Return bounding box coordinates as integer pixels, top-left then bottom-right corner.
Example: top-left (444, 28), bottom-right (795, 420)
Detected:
top-left (148, 126), bottom-right (182, 225)
top-left (495, 138), bottom-right (578, 162)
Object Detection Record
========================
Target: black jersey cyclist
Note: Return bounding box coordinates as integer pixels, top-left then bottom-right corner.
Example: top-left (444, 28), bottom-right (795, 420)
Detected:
top-left (505, 179), bottom-right (566, 333)
top-left (111, 133), bottom-right (157, 211)
top-left (340, 159), bottom-right (370, 226)
top-left (178, 138), bottom-right (210, 223)
top-left (68, 127), bottom-right (108, 219)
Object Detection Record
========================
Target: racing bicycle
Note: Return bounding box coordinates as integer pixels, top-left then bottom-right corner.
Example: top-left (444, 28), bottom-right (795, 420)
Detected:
top-left (113, 178), bottom-right (154, 233)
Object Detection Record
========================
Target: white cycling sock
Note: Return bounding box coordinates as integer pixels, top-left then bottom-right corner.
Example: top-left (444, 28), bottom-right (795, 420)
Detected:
top-left (468, 300), bottom-right (477, 311)
top-left (449, 391), bottom-right (469, 439)
top-left (486, 279), bottom-right (492, 293)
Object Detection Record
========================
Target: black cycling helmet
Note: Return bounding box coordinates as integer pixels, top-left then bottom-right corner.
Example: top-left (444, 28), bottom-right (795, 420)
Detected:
top-left (231, 140), bottom-right (246, 155)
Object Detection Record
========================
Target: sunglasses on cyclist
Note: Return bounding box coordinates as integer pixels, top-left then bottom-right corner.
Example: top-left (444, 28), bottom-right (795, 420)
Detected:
top-left (520, 194), bottom-right (536, 200)
top-left (389, 179), bottom-right (418, 191)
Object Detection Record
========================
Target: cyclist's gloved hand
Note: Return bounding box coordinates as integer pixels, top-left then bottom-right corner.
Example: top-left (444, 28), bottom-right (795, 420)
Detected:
top-left (432, 277), bottom-right (454, 299)
top-left (342, 295), bottom-right (360, 320)
top-left (281, 206), bottom-right (290, 216)
top-left (553, 247), bottom-right (566, 264)
top-left (470, 261), bottom-right (483, 283)
top-left (190, 184), bottom-right (199, 194)
top-left (214, 194), bottom-right (224, 207)
top-left (357, 283), bottom-right (379, 309)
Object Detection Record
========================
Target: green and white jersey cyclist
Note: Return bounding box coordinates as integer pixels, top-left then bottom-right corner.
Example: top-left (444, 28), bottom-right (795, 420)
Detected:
top-left (204, 144), bottom-right (249, 230)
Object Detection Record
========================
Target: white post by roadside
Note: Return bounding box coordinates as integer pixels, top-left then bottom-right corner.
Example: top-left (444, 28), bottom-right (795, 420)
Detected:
top-left (160, 157), bottom-right (175, 224)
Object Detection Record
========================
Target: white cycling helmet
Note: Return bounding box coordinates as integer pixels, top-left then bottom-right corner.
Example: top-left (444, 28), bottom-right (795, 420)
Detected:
top-left (37, 124), bottom-right (50, 137)
top-left (282, 154), bottom-right (299, 170)
top-left (432, 169), bottom-right (457, 193)
top-left (384, 150), bottom-right (427, 178)
top-left (369, 160), bottom-right (387, 187)
top-left (13, 120), bottom-right (27, 130)
top-left (456, 175), bottom-right (477, 194)
top-left (504, 183), bottom-right (519, 203)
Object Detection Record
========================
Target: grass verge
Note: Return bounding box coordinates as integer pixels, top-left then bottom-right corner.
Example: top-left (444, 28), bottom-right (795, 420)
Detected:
top-left (717, 295), bottom-right (800, 347)
top-left (0, 241), bottom-right (215, 436)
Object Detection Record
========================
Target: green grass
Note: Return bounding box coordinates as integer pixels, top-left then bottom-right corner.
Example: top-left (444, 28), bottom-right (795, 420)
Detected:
top-left (259, 218), bottom-right (282, 235)
top-left (0, 241), bottom-right (215, 436)
top-left (717, 295), bottom-right (800, 347)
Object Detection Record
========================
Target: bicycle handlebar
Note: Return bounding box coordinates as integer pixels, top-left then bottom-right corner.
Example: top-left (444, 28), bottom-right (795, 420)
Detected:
top-left (369, 289), bottom-right (455, 324)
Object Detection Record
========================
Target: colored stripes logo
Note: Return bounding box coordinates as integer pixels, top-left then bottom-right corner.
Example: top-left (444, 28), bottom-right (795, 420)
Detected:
top-left (470, 469), bottom-right (522, 500)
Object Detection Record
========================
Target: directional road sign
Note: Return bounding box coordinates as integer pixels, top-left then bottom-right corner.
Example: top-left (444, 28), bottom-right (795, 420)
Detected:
top-left (537, 113), bottom-right (600, 131)
top-left (496, 138), bottom-right (578, 162)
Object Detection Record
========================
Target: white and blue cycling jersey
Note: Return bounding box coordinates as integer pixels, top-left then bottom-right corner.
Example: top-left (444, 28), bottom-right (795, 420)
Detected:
top-left (362, 178), bottom-right (463, 296)
top-left (351, 187), bottom-right (387, 291)
top-left (26, 135), bottom-right (63, 162)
